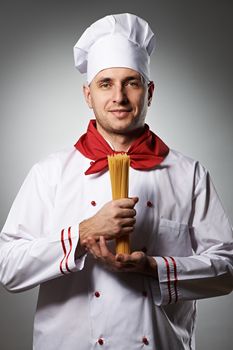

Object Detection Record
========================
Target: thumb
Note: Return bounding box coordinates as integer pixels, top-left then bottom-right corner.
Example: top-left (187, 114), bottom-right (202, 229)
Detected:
top-left (130, 197), bottom-right (139, 204)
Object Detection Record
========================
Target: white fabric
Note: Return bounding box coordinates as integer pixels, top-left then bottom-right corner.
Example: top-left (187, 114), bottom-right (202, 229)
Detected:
top-left (0, 143), bottom-right (233, 350)
top-left (73, 13), bottom-right (155, 83)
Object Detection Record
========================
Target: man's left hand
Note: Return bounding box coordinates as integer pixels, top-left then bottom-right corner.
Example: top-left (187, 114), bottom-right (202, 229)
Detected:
top-left (84, 236), bottom-right (158, 278)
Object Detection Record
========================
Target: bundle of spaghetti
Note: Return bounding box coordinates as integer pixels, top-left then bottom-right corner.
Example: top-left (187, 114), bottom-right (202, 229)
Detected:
top-left (108, 153), bottom-right (130, 254)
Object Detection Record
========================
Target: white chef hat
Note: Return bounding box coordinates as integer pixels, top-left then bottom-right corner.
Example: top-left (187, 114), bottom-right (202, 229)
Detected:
top-left (73, 13), bottom-right (155, 84)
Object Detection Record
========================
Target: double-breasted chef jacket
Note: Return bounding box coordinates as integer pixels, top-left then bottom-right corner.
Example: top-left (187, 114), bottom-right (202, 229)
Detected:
top-left (0, 139), bottom-right (233, 350)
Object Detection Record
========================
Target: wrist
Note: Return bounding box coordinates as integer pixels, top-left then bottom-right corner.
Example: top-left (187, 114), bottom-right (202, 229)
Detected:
top-left (144, 256), bottom-right (158, 279)
top-left (79, 218), bottom-right (95, 246)
top-left (75, 220), bottom-right (92, 260)
top-left (75, 241), bottom-right (87, 260)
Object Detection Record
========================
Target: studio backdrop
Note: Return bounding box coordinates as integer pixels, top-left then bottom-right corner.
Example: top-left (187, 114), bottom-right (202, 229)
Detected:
top-left (0, 1), bottom-right (232, 349)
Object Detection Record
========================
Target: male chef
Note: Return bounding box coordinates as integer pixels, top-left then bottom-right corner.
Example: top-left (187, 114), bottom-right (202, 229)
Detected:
top-left (0, 13), bottom-right (233, 350)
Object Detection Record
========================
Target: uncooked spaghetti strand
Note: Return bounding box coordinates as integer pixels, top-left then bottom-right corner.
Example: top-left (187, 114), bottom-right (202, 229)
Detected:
top-left (108, 154), bottom-right (130, 254)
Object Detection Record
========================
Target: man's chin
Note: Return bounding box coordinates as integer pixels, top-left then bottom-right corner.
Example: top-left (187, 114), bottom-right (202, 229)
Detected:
top-left (109, 122), bottom-right (145, 135)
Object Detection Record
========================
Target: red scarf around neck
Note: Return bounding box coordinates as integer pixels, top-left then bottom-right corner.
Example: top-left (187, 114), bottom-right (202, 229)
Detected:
top-left (74, 120), bottom-right (169, 175)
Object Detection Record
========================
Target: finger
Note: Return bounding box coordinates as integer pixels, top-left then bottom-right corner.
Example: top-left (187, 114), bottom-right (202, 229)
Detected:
top-left (130, 197), bottom-right (139, 204)
top-left (118, 208), bottom-right (137, 218)
top-left (120, 217), bottom-right (136, 227)
top-left (119, 226), bottom-right (135, 235)
top-left (129, 251), bottom-right (146, 262)
top-left (90, 241), bottom-right (102, 258)
top-left (99, 237), bottom-right (123, 270)
top-left (115, 252), bottom-right (141, 264)
top-left (85, 237), bottom-right (101, 258)
top-left (99, 236), bottom-right (108, 255)
top-left (115, 197), bottom-right (139, 209)
top-left (99, 236), bottom-right (115, 260)
top-left (116, 251), bottom-right (145, 264)
top-left (115, 253), bottom-right (131, 263)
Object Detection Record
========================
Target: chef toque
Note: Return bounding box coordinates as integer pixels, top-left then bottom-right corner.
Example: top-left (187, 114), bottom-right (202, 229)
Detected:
top-left (73, 13), bottom-right (155, 84)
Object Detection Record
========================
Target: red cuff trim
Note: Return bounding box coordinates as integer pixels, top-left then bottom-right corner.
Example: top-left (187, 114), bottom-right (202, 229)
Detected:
top-left (162, 256), bottom-right (178, 304)
top-left (65, 227), bottom-right (73, 273)
top-left (170, 256), bottom-right (178, 303)
top-left (60, 229), bottom-right (67, 275)
top-left (162, 256), bottom-right (172, 304)
top-left (60, 227), bottom-right (73, 275)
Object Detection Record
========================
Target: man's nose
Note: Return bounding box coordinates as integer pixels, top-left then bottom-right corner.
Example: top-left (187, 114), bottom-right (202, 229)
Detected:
top-left (112, 85), bottom-right (128, 104)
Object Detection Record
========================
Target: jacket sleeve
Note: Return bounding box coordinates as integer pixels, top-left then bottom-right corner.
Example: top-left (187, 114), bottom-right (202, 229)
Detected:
top-left (0, 162), bottom-right (86, 293)
top-left (152, 168), bottom-right (233, 305)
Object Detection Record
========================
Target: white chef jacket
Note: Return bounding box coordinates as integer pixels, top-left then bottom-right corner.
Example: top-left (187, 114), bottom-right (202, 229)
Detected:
top-left (0, 146), bottom-right (233, 350)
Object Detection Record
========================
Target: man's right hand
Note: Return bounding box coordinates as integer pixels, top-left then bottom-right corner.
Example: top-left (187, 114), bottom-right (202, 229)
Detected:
top-left (79, 197), bottom-right (138, 247)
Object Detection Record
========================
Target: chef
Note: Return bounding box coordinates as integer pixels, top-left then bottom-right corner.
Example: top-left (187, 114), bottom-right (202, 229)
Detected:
top-left (0, 13), bottom-right (233, 350)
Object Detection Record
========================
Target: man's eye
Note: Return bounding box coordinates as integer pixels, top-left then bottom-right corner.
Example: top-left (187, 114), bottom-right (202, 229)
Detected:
top-left (99, 82), bottom-right (111, 88)
top-left (126, 80), bottom-right (140, 87)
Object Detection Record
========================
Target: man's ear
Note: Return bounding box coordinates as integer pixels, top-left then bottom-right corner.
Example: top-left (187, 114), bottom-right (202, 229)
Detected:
top-left (147, 81), bottom-right (155, 106)
top-left (83, 84), bottom-right (93, 109)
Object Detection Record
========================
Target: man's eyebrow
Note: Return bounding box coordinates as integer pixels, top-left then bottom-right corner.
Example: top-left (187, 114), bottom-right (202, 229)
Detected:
top-left (96, 75), bottom-right (142, 83)
top-left (122, 76), bottom-right (143, 83)
top-left (124, 76), bottom-right (141, 80)
top-left (96, 77), bottom-right (112, 83)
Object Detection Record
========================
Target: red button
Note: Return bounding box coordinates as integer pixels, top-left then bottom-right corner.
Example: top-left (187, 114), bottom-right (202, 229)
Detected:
top-left (95, 291), bottom-right (100, 298)
top-left (142, 336), bottom-right (149, 345)
top-left (98, 338), bottom-right (104, 345)
top-left (91, 200), bottom-right (96, 206)
top-left (147, 201), bottom-right (153, 207)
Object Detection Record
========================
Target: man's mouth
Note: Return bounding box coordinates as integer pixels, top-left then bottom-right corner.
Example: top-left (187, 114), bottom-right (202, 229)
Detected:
top-left (109, 109), bottom-right (132, 117)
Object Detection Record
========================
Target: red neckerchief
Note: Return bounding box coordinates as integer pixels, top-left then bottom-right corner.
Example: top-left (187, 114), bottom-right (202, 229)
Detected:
top-left (74, 120), bottom-right (169, 175)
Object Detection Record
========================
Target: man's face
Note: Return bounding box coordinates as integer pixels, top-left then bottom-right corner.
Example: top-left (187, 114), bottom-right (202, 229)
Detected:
top-left (83, 68), bottom-right (154, 137)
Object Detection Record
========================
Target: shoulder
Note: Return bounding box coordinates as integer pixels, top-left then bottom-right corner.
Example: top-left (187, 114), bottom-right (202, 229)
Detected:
top-left (164, 148), bottom-right (208, 184)
top-left (31, 146), bottom-right (86, 187)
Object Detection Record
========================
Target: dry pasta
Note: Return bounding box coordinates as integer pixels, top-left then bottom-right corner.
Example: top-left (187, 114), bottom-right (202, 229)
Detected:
top-left (108, 154), bottom-right (130, 254)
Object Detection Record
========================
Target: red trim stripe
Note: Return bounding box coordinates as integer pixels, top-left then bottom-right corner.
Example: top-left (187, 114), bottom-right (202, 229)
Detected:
top-left (162, 256), bottom-right (172, 304)
top-left (65, 227), bottom-right (73, 273)
top-left (170, 256), bottom-right (178, 303)
top-left (60, 229), bottom-right (66, 275)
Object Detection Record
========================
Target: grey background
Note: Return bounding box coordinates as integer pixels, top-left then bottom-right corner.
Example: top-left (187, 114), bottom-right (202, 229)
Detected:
top-left (0, 1), bottom-right (233, 349)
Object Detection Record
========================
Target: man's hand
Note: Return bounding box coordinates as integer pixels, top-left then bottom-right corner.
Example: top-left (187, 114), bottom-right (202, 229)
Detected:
top-left (79, 197), bottom-right (138, 246)
top-left (85, 236), bottom-right (158, 278)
